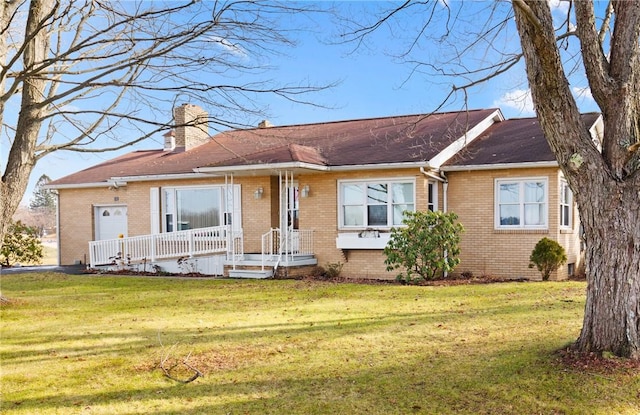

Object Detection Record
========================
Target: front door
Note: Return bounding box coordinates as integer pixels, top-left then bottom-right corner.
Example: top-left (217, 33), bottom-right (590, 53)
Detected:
top-left (95, 205), bottom-right (128, 240)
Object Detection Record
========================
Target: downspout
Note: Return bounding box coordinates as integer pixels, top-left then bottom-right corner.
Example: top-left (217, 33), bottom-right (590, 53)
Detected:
top-left (419, 166), bottom-right (448, 211)
top-left (53, 190), bottom-right (61, 266)
top-left (440, 170), bottom-right (449, 278)
top-left (420, 167), bottom-right (450, 278)
top-left (440, 171), bottom-right (448, 213)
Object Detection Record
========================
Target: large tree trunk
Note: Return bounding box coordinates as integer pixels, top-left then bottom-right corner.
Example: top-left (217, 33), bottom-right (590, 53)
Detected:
top-left (577, 184), bottom-right (640, 359)
top-left (0, 0), bottom-right (51, 242)
top-left (513, 1), bottom-right (640, 359)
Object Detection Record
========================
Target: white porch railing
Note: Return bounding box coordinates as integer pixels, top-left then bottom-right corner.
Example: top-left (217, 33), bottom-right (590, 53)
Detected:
top-left (261, 228), bottom-right (314, 270)
top-left (89, 225), bottom-right (241, 268)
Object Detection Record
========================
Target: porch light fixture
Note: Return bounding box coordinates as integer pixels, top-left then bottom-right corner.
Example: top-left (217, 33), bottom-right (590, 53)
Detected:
top-left (301, 185), bottom-right (310, 198)
top-left (254, 187), bottom-right (263, 199)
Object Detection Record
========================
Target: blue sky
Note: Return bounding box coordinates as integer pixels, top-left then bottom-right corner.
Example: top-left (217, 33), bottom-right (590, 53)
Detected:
top-left (13, 0), bottom-right (599, 205)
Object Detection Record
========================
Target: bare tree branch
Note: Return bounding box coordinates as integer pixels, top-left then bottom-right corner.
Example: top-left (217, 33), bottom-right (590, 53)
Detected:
top-left (0, 0), bottom-right (331, 242)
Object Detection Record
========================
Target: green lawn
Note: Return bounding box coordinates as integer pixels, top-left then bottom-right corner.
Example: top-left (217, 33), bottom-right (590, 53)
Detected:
top-left (1, 274), bottom-right (638, 414)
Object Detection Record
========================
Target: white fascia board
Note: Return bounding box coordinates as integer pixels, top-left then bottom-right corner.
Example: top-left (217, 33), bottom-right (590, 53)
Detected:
top-left (441, 161), bottom-right (558, 172)
top-left (44, 182), bottom-right (123, 190)
top-left (109, 173), bottom-right (211, 182)
top-left (427, 109), bottom-right (504, 169)
top-left (194, 162), bottom-right (330, 174)
top-left (329, 162), bottom-right (428, 172)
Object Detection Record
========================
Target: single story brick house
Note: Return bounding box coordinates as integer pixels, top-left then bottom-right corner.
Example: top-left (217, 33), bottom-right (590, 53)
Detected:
top-left (47, 104), bottom-right (603, 280)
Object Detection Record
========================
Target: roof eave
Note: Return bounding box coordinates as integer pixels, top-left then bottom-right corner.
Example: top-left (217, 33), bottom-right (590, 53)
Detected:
top-left (108, 172), bottom-right (212, 182)
top-left (441, 161), bottom-right (559, 172)
top-left (44, 181), bottom-right (126, 190)
top-left (194, 162), bottom-right (331, 175)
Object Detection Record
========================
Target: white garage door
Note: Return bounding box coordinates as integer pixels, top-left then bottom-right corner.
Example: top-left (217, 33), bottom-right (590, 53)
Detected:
top-left (95, 205), bottom-right (128, 240)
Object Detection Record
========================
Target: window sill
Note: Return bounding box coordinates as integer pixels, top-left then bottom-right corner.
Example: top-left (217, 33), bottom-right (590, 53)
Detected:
top-left (493, 228), bottom-right (549, 234)
top-left (336, 232), bottom-right (391, 249)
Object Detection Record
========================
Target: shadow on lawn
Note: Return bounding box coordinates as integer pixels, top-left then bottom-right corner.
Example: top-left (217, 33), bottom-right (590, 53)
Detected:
top-left (1, 295), bottom-right (576, 366)
top-left (4, 341), bottom-right (636, 415)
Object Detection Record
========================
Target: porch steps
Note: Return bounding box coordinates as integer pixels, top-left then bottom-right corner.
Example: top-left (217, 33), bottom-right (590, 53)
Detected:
top-left (228, 269), bottom-right (274, 279)
top-left (225, 253), bottom-right (317, 279)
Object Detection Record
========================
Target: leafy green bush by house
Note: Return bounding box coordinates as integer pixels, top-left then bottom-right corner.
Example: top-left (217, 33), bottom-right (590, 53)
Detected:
top-left (0, 221), bottom-right (44, 267)
top-left (384, 210), bottom-right (464, 283)
top-left (529, 237), bottom-right (567, 281)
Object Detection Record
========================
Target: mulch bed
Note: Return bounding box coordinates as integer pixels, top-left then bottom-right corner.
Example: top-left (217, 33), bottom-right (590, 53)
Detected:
top-left (557, 346), bottom-right (640, 374)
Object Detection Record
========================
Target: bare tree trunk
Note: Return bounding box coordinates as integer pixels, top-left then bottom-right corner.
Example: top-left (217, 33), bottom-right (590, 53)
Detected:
top-left (577, 184), bottom-right (640, 359)
top-left (513, 1), bottom-right (640, 359)
top-left (0, 0), bottom-right (51, 239)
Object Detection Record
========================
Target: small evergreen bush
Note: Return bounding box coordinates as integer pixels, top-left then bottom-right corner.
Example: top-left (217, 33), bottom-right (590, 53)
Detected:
top-left (384, 210), bottom-right (464, 282)
top-left (528, 237), bottom-right (567, 281)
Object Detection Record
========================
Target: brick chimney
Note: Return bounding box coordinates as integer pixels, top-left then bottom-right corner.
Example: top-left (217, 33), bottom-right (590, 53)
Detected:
top-left (174, 104), bottom-right (209, 151)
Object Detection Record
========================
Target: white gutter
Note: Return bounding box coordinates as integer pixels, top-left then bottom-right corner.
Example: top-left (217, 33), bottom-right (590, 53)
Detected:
top-left (194, 161), bottom-right (330, 174)
top-left (197, 161), bottom-right (438, 174)
top-left (441, 161), bottom-right (558, 172)
top-left (330, 161), bottom-right (431, 172)
top-left (419, 166), bottom-right (446, 182)
top-left (109, 173), bottom-right (210, 182)
top-left (44, 181), bottom-right (123, 190)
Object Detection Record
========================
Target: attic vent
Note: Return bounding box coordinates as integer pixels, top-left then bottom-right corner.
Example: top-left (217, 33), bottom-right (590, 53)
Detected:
top-left (258, 120), bottom-right (274, 128)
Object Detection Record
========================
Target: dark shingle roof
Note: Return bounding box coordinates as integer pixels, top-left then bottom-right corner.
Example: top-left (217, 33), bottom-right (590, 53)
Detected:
top-left (443, 113), bottom-right (601, 167)
top-left (49, 109), bottom-right (499, 186)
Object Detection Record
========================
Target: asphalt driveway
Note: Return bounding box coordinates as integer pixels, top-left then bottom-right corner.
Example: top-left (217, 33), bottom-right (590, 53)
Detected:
top-left (0, 264), bottom-right (87, 275)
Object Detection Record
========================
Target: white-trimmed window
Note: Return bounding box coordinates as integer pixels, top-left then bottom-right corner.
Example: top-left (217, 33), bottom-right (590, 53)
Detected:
top-left (560, 180), bottom-right (573, 229)
top-left (162, 185), bottom-right (239, 232)
top-left (339, 179), bottom-right (415, 228)
top-left (495, 178), bottom-right (548, 229)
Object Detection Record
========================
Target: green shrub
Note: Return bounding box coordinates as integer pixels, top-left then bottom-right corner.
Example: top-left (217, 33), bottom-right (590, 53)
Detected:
top-left (384, 210), bottom-right (464, 282)
top-left (1, 221), bottom-right (44, 267)
top-left (528, 237), bottom-right (567, 281)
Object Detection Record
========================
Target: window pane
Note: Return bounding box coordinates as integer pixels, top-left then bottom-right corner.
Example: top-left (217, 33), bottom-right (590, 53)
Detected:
top-left (561, 185), bottom-right (569, 204)
top-left (367, 183), bottom-right (387, 204)
top-left (427, 183), bottom-right (435, 211)
top-left (344, 206), bottom-right (363, 226)
top-left (562, 205), bottom-right (570, 227)
top-left (500, 205), bottom-right (520, 225)
top-left (367, 205), bottom-right (387, 226)
top-left (393, 204), bottom-right (413, 225)
top-left (524, 204), bottom-right (545, 225)
top-left (343, 184), bottom-right (363, 204)
top-left (499, 183), bottom-right (519, 203)
top-left (177, 188), bottom-right (221, 230)
top-left (392, 183), bottom-right (414, 204)
top-left (524, 182), bottom-right (545, 202)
